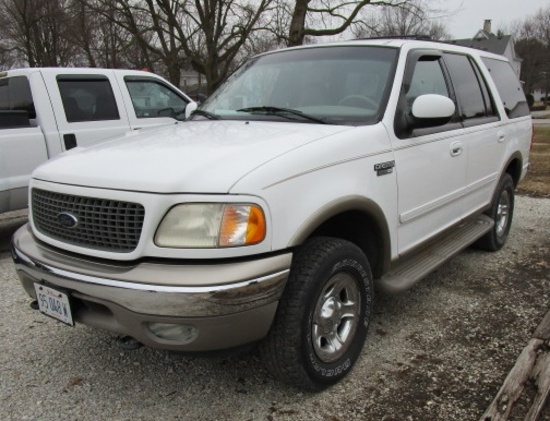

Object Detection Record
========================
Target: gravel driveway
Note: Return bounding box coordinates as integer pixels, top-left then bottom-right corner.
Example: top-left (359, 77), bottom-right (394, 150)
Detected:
top-left (1, 196), bottom-right (549, 421)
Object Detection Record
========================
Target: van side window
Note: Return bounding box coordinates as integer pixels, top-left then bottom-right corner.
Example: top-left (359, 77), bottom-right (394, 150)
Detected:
top-left (0, 76), bottom-right (36, 119)
top-left (57, 77), bottom-right (120, 122)
top-left (481, 58), bottom-right (529, 119)
top-left (394, 54), bottom-right (461, 138)
top-left (444, 53), bottom-right (497, 123)
top-left (125, 79), bottom-right (189, 119)
top-left (406, 59), bottom-right (450, 108)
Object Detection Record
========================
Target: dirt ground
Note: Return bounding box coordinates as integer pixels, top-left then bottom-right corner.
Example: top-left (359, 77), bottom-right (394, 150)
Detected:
top-left (518, 126), bottom-right (550, 198)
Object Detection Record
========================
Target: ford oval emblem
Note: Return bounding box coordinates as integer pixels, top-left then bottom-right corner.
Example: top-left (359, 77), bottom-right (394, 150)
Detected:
top-left (57, 212), bottom-right (78, 229)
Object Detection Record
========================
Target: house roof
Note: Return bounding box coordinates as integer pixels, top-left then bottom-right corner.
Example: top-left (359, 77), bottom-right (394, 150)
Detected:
top-left (450, 32), bottom-right (511, 55)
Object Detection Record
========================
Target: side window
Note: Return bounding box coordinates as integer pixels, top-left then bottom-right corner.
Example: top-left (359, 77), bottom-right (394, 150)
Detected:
top-left (57, 77), bottom-right (120, 122)
top-left (406, 58), bottom-right (450, 108)
top-left (125, 79), bottom-right (189, 119)
top-left (481, 58), bottom-right (529, 119)
top-left (0, 80), bottom-right (7, 110)
top-left (0, 76), bottom-right (36, 119)
top-left (444, 53), bottom-right (495, 121)
top-left (395, 54), bottom-right (459, 138)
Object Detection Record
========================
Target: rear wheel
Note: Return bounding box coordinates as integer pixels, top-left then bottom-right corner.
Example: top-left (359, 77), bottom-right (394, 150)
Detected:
top-left (261, 237), bottom-right (373, 390)
top-left (475, 173), bottom-right (515, 251)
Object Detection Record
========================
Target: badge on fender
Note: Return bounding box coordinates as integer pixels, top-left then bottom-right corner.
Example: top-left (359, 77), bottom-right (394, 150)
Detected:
top-left (374, 160), bottom-right (395, 176)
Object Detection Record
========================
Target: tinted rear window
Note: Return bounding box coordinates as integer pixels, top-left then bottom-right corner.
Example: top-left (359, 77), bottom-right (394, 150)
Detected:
top-left (481, 58), bottom-right (529, 119)
top-left (0, 76), bottom-right (36, 119)
top-left (57, 77), bottom-right (120, 122)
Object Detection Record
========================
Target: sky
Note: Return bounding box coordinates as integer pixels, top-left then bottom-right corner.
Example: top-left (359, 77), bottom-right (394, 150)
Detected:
top-left (440, 0), bottom-right (549, 38)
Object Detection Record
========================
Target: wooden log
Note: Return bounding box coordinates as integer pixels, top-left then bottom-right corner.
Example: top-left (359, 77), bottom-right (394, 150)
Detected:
top-left (480, 308), bottom-right (550, 421)
top-left (533, 309), bottom-right (550, 340)
top-left (479, 338), bottom-right (544, 421)
top-left (524, 344), bottom-right (550, 421)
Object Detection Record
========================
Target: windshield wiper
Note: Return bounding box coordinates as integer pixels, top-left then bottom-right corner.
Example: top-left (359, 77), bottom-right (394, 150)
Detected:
top-left (191, 109), bottom-right (222, 120)
top-left (237, 106), bottom-right (331, 124)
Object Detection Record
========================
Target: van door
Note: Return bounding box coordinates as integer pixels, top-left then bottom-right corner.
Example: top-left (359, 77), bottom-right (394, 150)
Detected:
top-left (42, 71), bottom-right (131, 150)
top-left (391, 51), bottom-right (467, 254)
top-left (115, 74), bottom-right (192, 130)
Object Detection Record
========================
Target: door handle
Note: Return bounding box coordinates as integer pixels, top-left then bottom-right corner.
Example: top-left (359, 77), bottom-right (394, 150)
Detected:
top-left (63, 133), bottom-right (77, 150)
top-left (450, 141), bottom-right (463, 157)
top-left (497, 131), bottom-right (506, 143)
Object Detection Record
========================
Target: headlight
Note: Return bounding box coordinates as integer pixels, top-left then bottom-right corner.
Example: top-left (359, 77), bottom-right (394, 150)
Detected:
top-left (154, 203), bottom-right (266, 248)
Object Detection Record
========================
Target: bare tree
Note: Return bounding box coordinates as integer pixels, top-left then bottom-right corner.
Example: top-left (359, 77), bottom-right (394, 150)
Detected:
top-left (90, 0), bottom-right (275, 94)
top-left (176, 0), bottom-right (275, 92)
top-left (272, 0), bottom-right (438, 47)
top-left (68, 0), bottom-right (157, 69)
top-left (0, 43), bottom-right (19, 70)
top-left (353, 0), bottom-right (450, 40)
top-left (0, 0), bottom-right (76, 67)
top-left (514, 5), bottom-right (550, 101)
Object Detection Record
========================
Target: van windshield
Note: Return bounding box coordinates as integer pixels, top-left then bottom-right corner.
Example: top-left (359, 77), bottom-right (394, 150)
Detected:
top-left (199, 46), bottom-right (398, 125)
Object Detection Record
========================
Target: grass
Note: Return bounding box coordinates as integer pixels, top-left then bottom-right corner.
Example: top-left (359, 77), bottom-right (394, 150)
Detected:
top-left (517, 126), bottom-right (550, 198)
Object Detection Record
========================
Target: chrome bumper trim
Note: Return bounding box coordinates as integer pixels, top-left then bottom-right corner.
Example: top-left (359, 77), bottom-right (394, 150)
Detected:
top-left (13, 245), bottom-right (290, 294)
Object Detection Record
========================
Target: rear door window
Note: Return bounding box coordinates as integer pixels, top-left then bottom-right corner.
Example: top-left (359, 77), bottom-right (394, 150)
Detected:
top-left (0, 76), bottom-right (36, 118)
top-left (57, 77), bottom-right (120, 122)
top-left (481, 58), bottom-right (529, 119)
top-left (444, 53), bottom-right (498, 125)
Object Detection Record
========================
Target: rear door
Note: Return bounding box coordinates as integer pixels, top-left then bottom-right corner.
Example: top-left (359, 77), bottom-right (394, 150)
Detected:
top-left (442, 53), bottom-right (502, 211)
top-left (41, 70), bottom-right (131, 150)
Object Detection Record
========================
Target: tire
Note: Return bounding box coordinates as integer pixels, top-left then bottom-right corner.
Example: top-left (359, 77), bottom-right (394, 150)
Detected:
top-left (475, 173), bottom-right (515, 251)
top-left (260, 237), bottom-right (373, 390)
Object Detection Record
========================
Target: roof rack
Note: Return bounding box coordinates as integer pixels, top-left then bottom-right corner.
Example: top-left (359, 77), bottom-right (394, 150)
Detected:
top-left (353, 35), bottom-right (432, 41)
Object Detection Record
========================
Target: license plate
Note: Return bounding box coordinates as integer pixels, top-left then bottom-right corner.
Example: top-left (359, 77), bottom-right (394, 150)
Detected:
top-left (34, 284), bottom-right (74, 326)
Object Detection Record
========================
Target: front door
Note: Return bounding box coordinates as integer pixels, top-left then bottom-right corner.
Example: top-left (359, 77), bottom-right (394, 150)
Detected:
top-left (391, 51), bottom-right (467, 254)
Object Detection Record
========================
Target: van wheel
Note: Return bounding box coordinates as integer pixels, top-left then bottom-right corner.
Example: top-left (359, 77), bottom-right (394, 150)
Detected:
top-left (475, 173), bottom-right (515, 251)
top-left (261, 237), bottom-right (373, 390)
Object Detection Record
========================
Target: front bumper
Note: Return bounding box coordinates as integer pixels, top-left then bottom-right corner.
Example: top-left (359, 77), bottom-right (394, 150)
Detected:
top-left (12, 225), bottom-right (291, 351)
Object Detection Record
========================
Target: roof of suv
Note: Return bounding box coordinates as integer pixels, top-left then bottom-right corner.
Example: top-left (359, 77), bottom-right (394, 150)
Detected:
top-left (262, 37), bottom-right (509, 62)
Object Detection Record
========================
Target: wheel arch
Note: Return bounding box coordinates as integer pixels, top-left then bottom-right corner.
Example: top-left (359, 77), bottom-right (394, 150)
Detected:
top-left (502, 152), bottom-right (523, 187)
top-left (288, 196), bottom-right (391, 278)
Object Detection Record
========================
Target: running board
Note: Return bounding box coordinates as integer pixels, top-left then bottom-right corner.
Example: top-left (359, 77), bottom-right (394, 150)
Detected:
top-left (377, 215), bottom-right (494, 294)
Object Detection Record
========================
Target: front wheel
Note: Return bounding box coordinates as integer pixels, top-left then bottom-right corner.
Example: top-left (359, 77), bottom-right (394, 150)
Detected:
top-left (475, 173), bottom-right (515, 251)
top-left (260, 237), bottom-right (373, 390)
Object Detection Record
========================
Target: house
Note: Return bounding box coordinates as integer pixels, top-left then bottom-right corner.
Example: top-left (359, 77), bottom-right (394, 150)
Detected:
top-left (180, 72), bottom-right (202, 90)
top-left (450, 20), bottom-right (522, 78)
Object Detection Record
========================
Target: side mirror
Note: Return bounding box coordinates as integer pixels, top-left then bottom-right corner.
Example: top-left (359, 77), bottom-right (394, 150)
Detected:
top-left (185, 102), bottom-right (198, 119)
top-left (411, 94), bottom-right (455, 127)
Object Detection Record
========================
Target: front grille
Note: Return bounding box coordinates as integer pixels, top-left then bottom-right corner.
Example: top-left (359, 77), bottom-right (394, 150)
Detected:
top-left (32, 189), bottom-right (145, 253)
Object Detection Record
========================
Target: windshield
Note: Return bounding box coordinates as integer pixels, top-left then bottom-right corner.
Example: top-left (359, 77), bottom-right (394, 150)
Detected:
top-left (199, 46), bottom-right (398, 125)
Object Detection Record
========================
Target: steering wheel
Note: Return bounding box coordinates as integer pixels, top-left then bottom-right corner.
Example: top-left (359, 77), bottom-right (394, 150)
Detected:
top-left (337, 95), bottom-right (378, 109)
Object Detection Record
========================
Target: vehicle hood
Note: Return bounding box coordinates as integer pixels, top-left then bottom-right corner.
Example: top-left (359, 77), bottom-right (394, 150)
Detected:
top-left (33, 120), bottom-right (351, 193)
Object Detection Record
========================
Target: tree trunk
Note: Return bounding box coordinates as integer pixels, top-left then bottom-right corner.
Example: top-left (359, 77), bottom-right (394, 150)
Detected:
top-left (287, 0), bottom-right (310, 47)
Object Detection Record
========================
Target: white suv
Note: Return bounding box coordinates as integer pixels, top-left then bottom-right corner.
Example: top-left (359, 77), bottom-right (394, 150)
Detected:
top-left (12, 38), bottom-right (531, 390)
